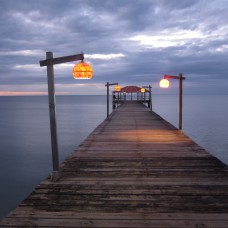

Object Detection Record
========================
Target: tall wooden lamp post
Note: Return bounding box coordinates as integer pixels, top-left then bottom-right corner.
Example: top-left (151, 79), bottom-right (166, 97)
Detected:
top-left (40, 52), bottom-right (93, 181)
top-left (160, 73), bottom-right (186, 130)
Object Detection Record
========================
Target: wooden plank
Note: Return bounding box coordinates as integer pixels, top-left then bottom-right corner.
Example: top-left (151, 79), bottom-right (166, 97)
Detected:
top-left (5, 207), bottom-right (228, 220)
top-left (2, 217), bottom-right (228, 227)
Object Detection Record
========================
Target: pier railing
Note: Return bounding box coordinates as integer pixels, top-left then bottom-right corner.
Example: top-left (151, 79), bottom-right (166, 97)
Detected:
top-left (112, 91), bottom-right (151, 109)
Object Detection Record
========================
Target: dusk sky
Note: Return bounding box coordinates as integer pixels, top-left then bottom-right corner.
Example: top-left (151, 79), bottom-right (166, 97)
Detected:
top-left (1, 0), bottom-right (228, 95)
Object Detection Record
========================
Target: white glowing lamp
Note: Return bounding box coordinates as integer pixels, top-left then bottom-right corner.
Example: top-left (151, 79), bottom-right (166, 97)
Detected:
top-left (159, 79), bottom-right (170, 88)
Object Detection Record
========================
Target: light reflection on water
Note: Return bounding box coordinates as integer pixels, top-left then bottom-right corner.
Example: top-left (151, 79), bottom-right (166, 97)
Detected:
top-left (153, 94), bottom-right (228, 165)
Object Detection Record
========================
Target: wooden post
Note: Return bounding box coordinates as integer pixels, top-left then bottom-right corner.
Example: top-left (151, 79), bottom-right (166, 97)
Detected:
top-left (106, 82), bottom-right (109, 120)
top-left (112, 91), bottom-right (115, 110)
top-left (142, 85), bottom-right (152, 110)
top-left (46, 52), bottom-right (60, 181)
top-left (149, 85), bottom-right (152, 111)
top-left (105, 82), bottom-right (118, 120)
top-left (179, 73), bottom-right (183, 131)
top-left (40, 51), bottom-right (84, 182)
top-left (163, 74), bottom-right (185, 131)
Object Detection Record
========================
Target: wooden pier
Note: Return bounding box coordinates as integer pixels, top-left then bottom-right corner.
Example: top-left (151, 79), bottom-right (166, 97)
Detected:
top-left (1, 101), bottom-right (228, 227)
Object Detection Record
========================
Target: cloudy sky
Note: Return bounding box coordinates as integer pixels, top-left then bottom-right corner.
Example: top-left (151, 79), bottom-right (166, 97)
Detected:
top-left (1, 0), bottom-right (228, 95)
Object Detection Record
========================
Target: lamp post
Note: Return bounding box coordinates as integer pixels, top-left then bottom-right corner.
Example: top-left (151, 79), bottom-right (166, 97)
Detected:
top-left (159, 73), bottom-right (186, 130)
top-left (105, 82), bottom-right (118, 120)
top-left (40, 52), bottom-right (92, 181)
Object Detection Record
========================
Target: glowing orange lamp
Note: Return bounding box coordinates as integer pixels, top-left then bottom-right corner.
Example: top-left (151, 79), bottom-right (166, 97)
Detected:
top-left (159, 79), bottom-right (170, 88)
top-left (72, 62), bottom-right (93, 79)
top-left (115, 85), bottom-right (121, 91)
top-left (141, 88), bottom-right (146, 92)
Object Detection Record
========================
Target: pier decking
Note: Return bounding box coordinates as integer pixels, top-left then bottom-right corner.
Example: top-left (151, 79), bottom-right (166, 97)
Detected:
top-left (1, 101), bottom-right (228, 227)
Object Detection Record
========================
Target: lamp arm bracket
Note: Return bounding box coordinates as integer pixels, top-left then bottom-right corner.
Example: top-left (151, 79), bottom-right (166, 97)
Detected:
top-left (40, 53), bottom-right (84, 67)
top-left (164, 75), bottom-right (186, 80)
top-left (105, 82), bottom-right (118, 87)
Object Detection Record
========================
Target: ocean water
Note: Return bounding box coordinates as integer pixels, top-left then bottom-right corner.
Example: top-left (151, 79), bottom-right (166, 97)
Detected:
top-left (0, 95), bottom-right (108, 219)
top-left (0, 94), bottom-right (228, 219)
top-left (153, 94), bottom-right (228, 165)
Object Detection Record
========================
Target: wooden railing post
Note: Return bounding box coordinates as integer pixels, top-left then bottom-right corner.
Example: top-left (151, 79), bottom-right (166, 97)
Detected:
top-left (105, 82), bottom-right (118, 120)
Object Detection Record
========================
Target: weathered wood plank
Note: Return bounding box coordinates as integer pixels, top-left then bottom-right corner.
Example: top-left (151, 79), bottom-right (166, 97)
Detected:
top-left (4, 218), bottom-right (226, 228)
top-left (5, 207), bottom-right (228, 219)
top-left (2, 217), bottom-right (228, 228)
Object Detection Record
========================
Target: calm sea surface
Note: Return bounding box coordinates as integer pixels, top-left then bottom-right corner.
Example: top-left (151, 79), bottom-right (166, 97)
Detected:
top-left (0, 94), bottom-right (227, 219)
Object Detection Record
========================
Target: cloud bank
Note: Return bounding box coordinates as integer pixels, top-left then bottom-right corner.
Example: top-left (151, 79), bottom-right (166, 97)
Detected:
top-left (0, 0), bottom-right (228, 95)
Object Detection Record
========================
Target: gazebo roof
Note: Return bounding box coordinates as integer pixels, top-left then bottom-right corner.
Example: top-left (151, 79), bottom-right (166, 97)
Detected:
top-left (114, 86), bottom-right (149, 93)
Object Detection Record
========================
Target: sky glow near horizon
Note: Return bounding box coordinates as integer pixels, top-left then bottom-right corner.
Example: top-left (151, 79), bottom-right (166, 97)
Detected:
top-left (0, 0), bottom-right (228, 95)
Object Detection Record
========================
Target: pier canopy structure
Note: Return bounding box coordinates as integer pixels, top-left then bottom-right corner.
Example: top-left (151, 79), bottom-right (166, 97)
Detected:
top-left (113, 85), bottom-right (151, 108)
